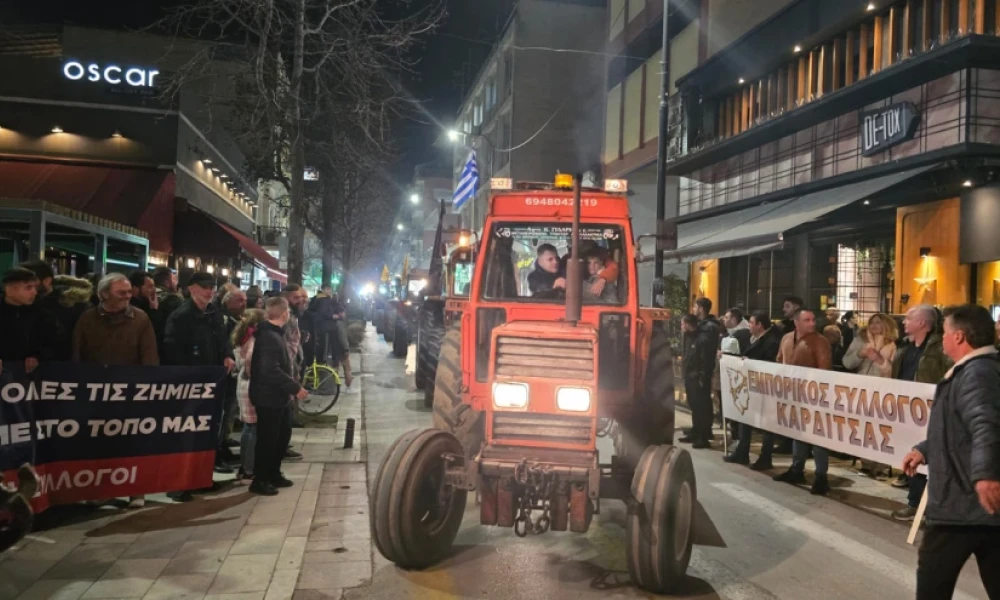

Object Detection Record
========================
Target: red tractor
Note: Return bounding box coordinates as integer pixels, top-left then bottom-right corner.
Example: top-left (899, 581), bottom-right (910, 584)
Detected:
top-left (370, 174), bottom-right (694, 594)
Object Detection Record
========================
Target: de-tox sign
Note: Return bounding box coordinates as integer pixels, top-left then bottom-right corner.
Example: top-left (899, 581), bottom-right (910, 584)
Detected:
top-left (861, 102), bottom-right (920, 156)
top-left (62, 61), bottom-right (160, 88)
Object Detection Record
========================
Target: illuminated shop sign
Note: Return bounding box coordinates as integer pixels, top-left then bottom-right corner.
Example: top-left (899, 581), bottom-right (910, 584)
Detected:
top-left (62, 61), bottom-right (161, 88)
top-left (861, 102), bottom-right (920, 156)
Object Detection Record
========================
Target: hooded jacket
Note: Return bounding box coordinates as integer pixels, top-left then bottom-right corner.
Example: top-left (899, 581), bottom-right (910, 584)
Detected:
top-left (915, 348), bottom-right (1000, 527)
top-left (42, 275), bottom-right (94, 360)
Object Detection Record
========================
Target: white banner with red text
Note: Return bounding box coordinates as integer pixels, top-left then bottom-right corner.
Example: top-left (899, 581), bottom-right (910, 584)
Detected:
top-left (719, 355), bottom-right (937, 465)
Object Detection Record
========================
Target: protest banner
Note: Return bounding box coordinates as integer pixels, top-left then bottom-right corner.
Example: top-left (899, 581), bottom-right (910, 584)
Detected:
top-left (719, 355), bottom-right (936, 465)
top-left (0, 361), bottom-right (227, 512)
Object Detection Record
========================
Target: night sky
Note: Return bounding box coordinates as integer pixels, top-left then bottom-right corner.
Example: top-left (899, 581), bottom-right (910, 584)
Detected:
top-left (2, 0), bottom-right (514, 183)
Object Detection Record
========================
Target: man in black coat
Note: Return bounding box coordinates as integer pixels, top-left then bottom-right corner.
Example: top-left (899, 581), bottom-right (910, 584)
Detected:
top-left (724, 311), bottom-right (782, 469)
top-left (250, 297), bottom-right (309, 496)
top-left (0, 268), bottom-right (55, 375)
top-left (680, 305), bottom-right (719, 449)
top-left (903, 304), bottom-right (1000, 599)
top-left (162, 272), bottom-right (236, 497)
top-left (526, 244), bottom-right (566, 295)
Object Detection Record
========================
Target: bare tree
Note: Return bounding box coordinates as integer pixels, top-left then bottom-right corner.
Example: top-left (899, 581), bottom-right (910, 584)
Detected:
top-left (153, 0), bottom-right (444, 283)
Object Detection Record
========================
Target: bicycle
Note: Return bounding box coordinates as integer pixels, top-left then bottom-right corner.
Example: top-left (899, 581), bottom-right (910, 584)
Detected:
top-left (299, 359), bottom-right (342, 415)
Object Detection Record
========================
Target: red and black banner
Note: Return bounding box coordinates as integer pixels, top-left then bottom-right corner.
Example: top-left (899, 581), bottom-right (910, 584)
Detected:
top-left (0, 362), bottom-right (227, 512)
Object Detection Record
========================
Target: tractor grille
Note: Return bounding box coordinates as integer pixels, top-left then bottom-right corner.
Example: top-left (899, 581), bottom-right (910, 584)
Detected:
top-left (495, 337), bottom-right (595, 381)
top-left (492, 413), bottom-right (593, 445)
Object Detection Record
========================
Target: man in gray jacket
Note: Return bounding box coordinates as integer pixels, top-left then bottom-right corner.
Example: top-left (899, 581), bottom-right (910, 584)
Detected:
top-left (903, 304), bottom-right (1000, 599)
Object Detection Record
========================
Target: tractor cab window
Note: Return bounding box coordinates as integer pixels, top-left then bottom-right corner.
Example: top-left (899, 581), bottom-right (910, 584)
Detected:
top-left (481, 222), bottom-right (627, 305)
top-left (452, 262), bottom-right (473, 297)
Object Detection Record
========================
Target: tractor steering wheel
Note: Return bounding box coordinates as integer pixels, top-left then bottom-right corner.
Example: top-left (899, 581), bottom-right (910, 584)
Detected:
top-left (531, 288), bottom-right (566, 300)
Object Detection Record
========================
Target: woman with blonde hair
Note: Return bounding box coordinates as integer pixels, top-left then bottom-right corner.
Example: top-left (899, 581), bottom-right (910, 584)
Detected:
top-left (233, 309), bottom-right (267, 483)
top-left (843, 312), bottom-right (899, 478)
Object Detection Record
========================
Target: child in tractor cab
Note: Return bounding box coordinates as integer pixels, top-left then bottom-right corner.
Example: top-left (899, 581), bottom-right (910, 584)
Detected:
top-left (583, 248), bottom-right (618, 303)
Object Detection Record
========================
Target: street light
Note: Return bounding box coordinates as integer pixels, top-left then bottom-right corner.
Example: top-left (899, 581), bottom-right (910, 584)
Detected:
top-left (410, 193), bottom-right (420, 205)
top-left (397, 223), bottom-right (405, 231)
top-left (447, 129), bottom-right (460, 142)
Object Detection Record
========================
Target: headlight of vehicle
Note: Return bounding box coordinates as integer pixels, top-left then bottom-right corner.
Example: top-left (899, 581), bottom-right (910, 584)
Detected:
top-left (493, 382), bottom-right (528, 409)
top-left (557, 387), bottom-right (591, 412)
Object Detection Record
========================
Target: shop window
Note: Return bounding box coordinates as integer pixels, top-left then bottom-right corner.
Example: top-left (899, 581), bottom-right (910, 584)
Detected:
top-left (834, 242), bottom-right (895, 319)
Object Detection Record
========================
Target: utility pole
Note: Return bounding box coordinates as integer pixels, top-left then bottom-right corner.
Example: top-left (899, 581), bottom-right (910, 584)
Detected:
top-left (653, 0), bottom-right (673, 307)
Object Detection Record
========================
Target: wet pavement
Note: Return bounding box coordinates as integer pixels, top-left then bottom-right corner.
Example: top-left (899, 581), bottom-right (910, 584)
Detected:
top-left (2, 326), bottom-right (992, 599)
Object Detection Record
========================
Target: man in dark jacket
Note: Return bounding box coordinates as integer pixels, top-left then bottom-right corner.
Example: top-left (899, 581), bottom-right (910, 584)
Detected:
top-left (0, 268), bottom-right (53, 375)
top-left (680, 306), bottom-right (718, 449)
top-left (163, 272), bottom-right (237, 491)
top-left (250, 297), bottom-right (309, 496)
top-left (903, 304), bottom-right (1000, 599)
top-left (526, 244), bottom-right (566, 295)
top-left (20, 259), bottom-right (76, 359)
top-left (724, 312), bottom-right (782, 468)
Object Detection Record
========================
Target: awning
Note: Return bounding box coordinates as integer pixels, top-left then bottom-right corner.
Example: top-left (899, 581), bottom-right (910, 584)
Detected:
top-left (0, 161), bottom-right (175, 253)
top-left (216, 221), bottom-right (280, 272)
top-left (663, 165), bottom-right (938, 264)
top-left (174, 209), bottom-right (283, 275)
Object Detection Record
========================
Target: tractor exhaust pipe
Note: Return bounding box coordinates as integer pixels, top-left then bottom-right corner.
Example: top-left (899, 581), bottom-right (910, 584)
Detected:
top-left (565, 173), bottom-right (583, 325)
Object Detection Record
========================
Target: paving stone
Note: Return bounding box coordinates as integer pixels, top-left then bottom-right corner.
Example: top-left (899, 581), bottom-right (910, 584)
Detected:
top-left (275, 537), bottom-right (307, 571)
top-left (229, 526), bottom-right (289, 555)
top-left (207, 554), bottom-right (278, 595)
top-left (44, 543), bottom-right (132, 580)
top-left (0, 559), bottom-right (59, 598)
top-left (142, 573), bottom-right (214, 600)
top-left (264, 569), bottom-right (299, 600)
top-left (160, 540), bottom-right (233, 576)
top-left (80, 558), bottom-right (169, 599)
top-left (295, 561), bottom-right (370, 590)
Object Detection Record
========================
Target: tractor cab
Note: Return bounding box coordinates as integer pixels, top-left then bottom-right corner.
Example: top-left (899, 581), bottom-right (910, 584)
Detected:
top-left (372, 173), bottom-right (694, 595)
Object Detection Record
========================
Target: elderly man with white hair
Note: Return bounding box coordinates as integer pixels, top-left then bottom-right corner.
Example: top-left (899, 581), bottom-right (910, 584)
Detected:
top-left (890, 303), bottom-right (953, 521)
top-left (72, 272), bottom-right (159, 508)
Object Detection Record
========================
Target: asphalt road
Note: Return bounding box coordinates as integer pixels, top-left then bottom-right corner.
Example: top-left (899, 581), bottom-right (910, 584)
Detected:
top-left (349, 332), bottom-right (990, 600)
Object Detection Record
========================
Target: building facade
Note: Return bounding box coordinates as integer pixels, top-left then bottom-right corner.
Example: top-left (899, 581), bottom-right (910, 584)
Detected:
top-left (0, 25), bottom-right (286, 286)
top-left (450, 0), bottom-right (609, 232)
top-left (658, 0), bottom-right (1000, 321)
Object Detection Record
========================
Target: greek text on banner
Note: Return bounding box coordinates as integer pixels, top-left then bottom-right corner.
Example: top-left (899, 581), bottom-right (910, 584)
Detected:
top-left (720, 355), bottom-right (936, 464)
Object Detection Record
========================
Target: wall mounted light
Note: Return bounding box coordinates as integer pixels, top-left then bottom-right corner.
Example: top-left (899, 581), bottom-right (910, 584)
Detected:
top-left (920, 246), bottom-right (931, 258)
top-left (202, 158), bottom-right (212, 165)
top-left (51, 125), bottom-right (63, 133)
top-left (863, 199), bottom-right (871, 205)
top-left (111, 130), bottom-right (122, 138)
top-left (867, 2), bottom-right (876, 11)
top-left (738, 78), bottom-right (745, 84)
top-left (237, 271), bottom-right (244, 279)
top-left (793, 45), bottom-right (802, 53)
top-left (963, 180), bottom-right (974, 188)
top-left (221, 268), bottom-right (230, 277)
top-left (206, 265), bottom-right (215, 274)
top-left (186, 258), bottom-right (196, 268)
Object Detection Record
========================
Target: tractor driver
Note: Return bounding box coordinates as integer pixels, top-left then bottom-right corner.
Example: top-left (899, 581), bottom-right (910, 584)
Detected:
top-left (528, 243), bottom-right (566, 295)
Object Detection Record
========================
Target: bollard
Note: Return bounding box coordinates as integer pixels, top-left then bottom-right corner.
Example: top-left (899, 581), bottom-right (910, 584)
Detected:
top-left (344, 418), bottom-right (355, 449)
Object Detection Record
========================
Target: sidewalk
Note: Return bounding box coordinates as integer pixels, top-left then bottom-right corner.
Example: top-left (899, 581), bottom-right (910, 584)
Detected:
top-left (0, 350), bottom-right (372, 600)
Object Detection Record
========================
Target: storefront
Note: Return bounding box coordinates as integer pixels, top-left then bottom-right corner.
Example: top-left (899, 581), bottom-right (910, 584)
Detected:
top-left (663, 0), bottom-right (1000, 320)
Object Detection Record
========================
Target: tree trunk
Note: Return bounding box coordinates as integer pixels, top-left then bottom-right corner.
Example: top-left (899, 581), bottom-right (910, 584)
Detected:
top-left (321, 190), bottom-right (335, 287)
top-left (286, 0), bottom-right (307, 284)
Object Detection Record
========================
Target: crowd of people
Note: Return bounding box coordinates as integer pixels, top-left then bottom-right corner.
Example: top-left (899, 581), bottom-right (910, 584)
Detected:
top-left (0, 260), bottom-right (355, 502)
top-left (680, 296), bottom-right (1000, 597)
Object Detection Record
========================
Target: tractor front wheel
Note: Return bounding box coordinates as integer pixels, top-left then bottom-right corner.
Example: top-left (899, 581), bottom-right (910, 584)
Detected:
top-left (371, 429), bottom-right (467, 569)
top-left (432, 326), bottom-right (482, 457)
top-left (626, 445), bottom-right (696, 594)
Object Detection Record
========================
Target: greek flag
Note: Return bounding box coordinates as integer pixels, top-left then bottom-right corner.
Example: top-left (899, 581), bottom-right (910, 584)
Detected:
top-left (452, 151), bottom-right (478, 211)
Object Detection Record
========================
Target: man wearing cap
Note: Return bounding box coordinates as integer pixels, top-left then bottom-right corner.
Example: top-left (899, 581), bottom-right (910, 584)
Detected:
top-left (163, 272), bottom-right (237, 497)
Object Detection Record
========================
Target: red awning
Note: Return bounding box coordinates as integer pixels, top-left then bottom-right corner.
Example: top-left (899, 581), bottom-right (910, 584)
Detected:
top-left (0, 161), bottom-right (175, 253)
top-left (215, 221), bottom-right (280, 272)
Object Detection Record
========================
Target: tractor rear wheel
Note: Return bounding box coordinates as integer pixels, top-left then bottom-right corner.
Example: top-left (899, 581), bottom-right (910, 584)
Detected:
top-left (371, 429), bottom-right (467, 569)
top-left (384, 308), bottom-right (396, 342)
top-left (626, 445), bottom-right (696, 594)
top-left (431, 326), bottom-right (483, 457)
top-left (392, 320), bottom-right (409, 358)
top-left (615, 323), bottom-right (676, 469)
top-left (375, 309), bottom-right (385, 335)
top-left (416, 306), bottom-right (444, 395)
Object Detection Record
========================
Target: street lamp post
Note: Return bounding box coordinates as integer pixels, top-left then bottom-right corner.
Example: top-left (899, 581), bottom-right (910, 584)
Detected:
top-left (654, 0), bottom-right (671, 307)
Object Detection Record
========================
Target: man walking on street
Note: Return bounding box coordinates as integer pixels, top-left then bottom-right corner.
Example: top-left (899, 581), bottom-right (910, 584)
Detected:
top-left (773, 308), bottom-right (834, 495)
top-left (903, 304), bottom-right (1000, 599)
top-left (249, 297), bottom-right (309, 496)
top-left (681, 307), bottom-right (718, 449)
top-left (892, 304), bottom-right (952, 521)
top-left (724, 311), bottom-right (782, 469)
top-left (73, 273), bottom-right (158, 508)
top-left (163, 272), bottom-right (236, 498)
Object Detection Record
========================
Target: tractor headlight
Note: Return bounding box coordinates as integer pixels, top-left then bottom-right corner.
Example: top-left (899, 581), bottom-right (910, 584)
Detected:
top-left (493, 382), bottom-right (528, 409)
top-left (557, 387), bottom-right (591, 412)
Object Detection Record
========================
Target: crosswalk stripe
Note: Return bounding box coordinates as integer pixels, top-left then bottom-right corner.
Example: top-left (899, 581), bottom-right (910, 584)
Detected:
top-left (711, 482), bottom-right (979, 600)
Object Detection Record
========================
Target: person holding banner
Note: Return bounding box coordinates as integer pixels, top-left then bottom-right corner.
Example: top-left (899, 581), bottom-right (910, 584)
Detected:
top-left (73, 273), bottom-right (159, 508)
top-left (249, 297), bottom-right (310, 496)
top-left (773, 308), bottom-right (834, 495)
top-left (905, 304), bottom-right (1000, 599)
top-left (724, 311), bottom-right (782, 469)
top-left (891, 305), bottom-right (952, 522)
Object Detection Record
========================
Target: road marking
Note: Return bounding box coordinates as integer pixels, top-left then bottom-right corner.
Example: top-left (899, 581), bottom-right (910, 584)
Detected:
top-left (689, 550), bottom-right (778, 600)
top-left (711, 482), bottom-right (979, 600)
